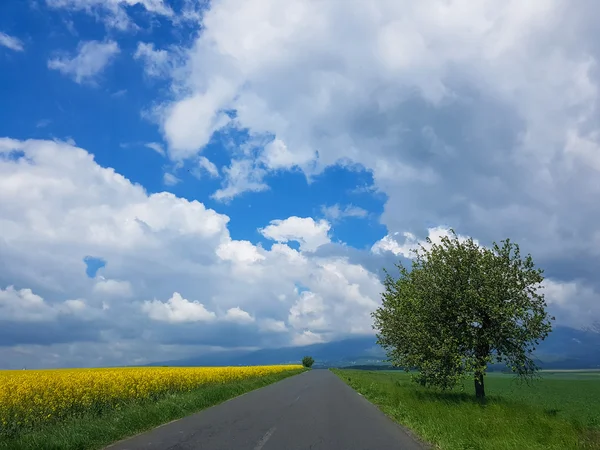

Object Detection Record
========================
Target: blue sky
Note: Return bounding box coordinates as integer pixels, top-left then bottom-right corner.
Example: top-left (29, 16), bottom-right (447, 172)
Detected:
top-left (0, 0), bottom-right (386, 248)
top-left (1, 0), bottom-right (600, 368)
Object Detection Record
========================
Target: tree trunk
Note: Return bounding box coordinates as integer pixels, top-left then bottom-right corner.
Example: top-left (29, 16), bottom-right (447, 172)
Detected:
top-left (474, 316), bottom-right (490, 400)
top-left (474, 369), bottom-right (485, 399)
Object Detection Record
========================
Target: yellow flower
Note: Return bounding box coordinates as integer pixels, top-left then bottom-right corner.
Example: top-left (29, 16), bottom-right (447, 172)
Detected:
top-left (0, 365), bottom-right (302, 436)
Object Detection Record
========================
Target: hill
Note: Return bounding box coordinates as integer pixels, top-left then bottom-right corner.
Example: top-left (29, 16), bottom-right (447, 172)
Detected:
top-left (149, 326), bottom-right (600, 369)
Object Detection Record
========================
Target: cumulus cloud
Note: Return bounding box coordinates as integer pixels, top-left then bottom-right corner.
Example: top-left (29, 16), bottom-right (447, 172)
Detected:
top-left (93, 279), bottom-right (133, 298)
top-left (543, 279), bottom-right (600, 328)
top-left (48, 40), bottom-right (120, 84)
top-left (1, 132), bottom-right (590, 368)
top-left (163, 85), bottom-right (235, 161)
top-left (292, 330), bottom-right (324, 346)
top-left (223, 307), bottom-right (254, 324)
top-left (288, 291), bottom-right (327, 332)
top-left (143, 292), bottom-right (216, 323)
top-left (259, 138), bottom-right (315, 171)
top-left (260, 217), bottom-right (331, 252)
top-left (0, 138), bottom-right (387, 367)
top-left (148, 0), bottom-right (600, 328)
top-left (372, 226), bottom-right (476, 258)
top-left (0, 286), bottom-right (88, 322)
top-left (4, 0), bottom-right (600, 368)
top-left (0, 32), bottom-right (24, 52)
top-left (216, 240), bottom-right (265, 264)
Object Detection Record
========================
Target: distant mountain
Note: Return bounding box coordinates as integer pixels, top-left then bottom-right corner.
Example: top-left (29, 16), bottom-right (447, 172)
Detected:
top-left (149, 326), bottom-right (600, 369)
top-left (533, 325), bottom-right (600, 369)
top-left (149, 336), bottom-right (385, 368)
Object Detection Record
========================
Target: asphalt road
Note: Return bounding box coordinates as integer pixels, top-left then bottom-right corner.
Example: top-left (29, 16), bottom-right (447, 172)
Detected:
top-left (106, 369), bottom-right (425, 450)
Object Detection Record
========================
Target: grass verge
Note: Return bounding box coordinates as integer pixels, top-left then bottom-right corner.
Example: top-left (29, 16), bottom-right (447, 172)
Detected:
top-left (0, 368), bottom-right (305, 450)
top-left (331, 369), bottom-right (600, 450)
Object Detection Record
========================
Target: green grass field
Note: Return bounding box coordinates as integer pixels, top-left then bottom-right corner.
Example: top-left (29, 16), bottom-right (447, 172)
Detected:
top-left (332, 369), bottom-right (600, 450)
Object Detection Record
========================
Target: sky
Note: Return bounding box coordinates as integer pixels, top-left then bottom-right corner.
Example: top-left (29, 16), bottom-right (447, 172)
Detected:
top-left (1, 0), bottom-right (599, 369)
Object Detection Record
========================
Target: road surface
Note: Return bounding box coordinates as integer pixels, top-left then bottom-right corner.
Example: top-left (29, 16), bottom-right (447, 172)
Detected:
top-left (106, 369), bottom-right (425, 450)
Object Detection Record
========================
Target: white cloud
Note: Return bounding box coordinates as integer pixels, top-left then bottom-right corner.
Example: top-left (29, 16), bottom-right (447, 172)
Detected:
top-left (372, 227), bottom-right (477, 258)
top-left (223, 306), bottom-right (254, 324)
top-left (371, 233), bottom-right (414, 258)
top-left (134, 42), bottom-right (171, 78)
top-left (0, 286), bottom-right (88, 322)
top-left (292, 330), bottom-right (324, 346)
top-left (543, 279), bottom-right (600, 328)
top-left (259, 138), bottom-right (315, 171)
top-left (212, 159), bottom-right (268, 201)
top-left (0, 32), bottom-right (24, 52)
top-left (143, 292), bottom-right (216, 323)
top-left (0, 138), bottom-right (388, 367)
top-left (288, 291), bottom-right (327, 331)
top-left (216, 240), bottom-right (265, 264)
top-left (163, 172), bottom-right (180, 186)
top-left (4, 0), bottom-right (600, 367)
top-left (260, 217), bottom-right (331, 252)
top-left (198, 156), bottom-right (219, 177)
top-left (0, 137), bottom-right (230, 254)
top-left (321, 204), bottom-right (368, 222)
top-left (149, 0), bottom-right (600, 308)
top-left (2, 131), bottom-right (589, 367)
top-left (163, 85), bottom-right (235, 160)
top-left (48, 40), bottom-right (120, 84)
top-left (301, 260), bottom-right (381, 335)
top-left (93, 279), bottom-right (133, 298)
top-left (46, 0), bottom-right (174, 30)
top-left (144, 142), bottom-right (166, 157)
top-left (259, 318), bottom-right (287, 333)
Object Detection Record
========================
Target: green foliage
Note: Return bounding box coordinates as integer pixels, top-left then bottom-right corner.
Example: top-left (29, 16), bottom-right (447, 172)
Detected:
top-left (302, 356), bottom-right (315, 368)
top-left (372, 230), bottom-right (554, 398)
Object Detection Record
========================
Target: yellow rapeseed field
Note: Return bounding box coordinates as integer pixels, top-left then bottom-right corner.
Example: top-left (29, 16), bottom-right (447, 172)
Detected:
top-left (0, 365), bottom-right (302, 436)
